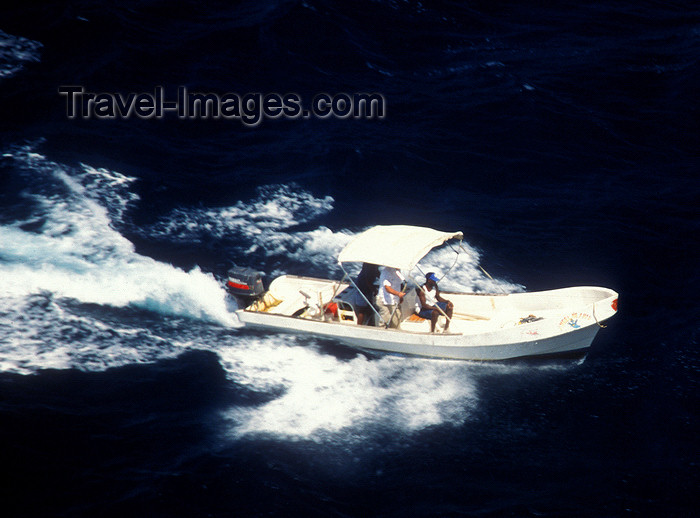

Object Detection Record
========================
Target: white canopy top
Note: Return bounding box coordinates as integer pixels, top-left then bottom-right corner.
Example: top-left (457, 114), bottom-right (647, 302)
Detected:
top-left (337, 225), bottom-right (463, 271)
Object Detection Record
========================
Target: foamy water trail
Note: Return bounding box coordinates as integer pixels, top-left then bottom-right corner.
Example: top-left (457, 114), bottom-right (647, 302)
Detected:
top-left (217, 336), bottom-right (480, 440)
top-left (216, 336), bottom-right (574, 442)
top-left (0, 142), bottom-right (537, 442)
top-left (144, 183), bottom-right (353, 275)
top-left (0, 146), bottom-right (237, 327)
top-left (147, 183), bottom-right (335, 242)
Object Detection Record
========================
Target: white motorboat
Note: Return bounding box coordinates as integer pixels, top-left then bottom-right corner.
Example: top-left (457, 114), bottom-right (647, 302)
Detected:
top-left (226, 225), bottom-right (618, 360)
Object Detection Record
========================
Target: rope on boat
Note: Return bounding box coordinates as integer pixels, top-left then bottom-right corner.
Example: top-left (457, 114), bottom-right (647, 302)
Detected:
top-left (479, 265), bottom-right (494, 281)
top-left (441, 241), bottom-right (463, 281)
top-left (592, 303), bottom-right (607, 328)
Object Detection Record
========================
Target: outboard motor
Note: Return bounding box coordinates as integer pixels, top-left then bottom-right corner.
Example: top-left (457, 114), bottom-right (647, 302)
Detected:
top-left (225, 266), bottom-right (265, 306)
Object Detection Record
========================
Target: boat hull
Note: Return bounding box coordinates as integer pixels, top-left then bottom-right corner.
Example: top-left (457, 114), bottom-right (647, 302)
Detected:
top-left (231, 274), bottom-right (618, 361)
top-left (236, 307), bottom-right (605, 361)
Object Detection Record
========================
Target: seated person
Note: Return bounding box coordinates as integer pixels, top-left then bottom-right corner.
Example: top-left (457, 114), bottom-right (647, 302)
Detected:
top-left (416, 272), bottom-right (454, 332)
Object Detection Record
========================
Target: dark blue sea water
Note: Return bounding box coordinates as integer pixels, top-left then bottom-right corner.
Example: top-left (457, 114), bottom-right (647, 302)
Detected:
top-left (1, 1), bottom-right (698, 516)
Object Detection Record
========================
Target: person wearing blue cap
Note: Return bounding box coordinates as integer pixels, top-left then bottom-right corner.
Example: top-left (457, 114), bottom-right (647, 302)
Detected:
top-left (416, 272), bottom-right (454, 332)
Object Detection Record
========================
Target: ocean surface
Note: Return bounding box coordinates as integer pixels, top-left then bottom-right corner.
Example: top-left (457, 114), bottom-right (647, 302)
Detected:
top-left (1, 1), bottom-right (698, 516)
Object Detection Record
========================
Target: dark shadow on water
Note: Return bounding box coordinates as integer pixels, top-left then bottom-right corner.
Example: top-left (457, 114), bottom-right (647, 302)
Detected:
top-left (0, 350), bottom-right (269, 516)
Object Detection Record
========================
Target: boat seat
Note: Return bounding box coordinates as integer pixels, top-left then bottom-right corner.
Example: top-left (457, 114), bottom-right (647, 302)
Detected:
top-left (336, 300), bottom-right (357, 325)
top-left (399, 290), bottom-right (420, 322)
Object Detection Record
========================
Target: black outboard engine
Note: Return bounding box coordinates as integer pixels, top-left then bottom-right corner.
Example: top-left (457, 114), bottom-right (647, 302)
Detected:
top-left (225, 266), bottom-right (265, 305)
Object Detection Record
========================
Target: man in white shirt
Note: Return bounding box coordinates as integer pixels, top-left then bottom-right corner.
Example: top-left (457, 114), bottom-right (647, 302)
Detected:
top-left (376, 266), bottom-right (406, 328)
